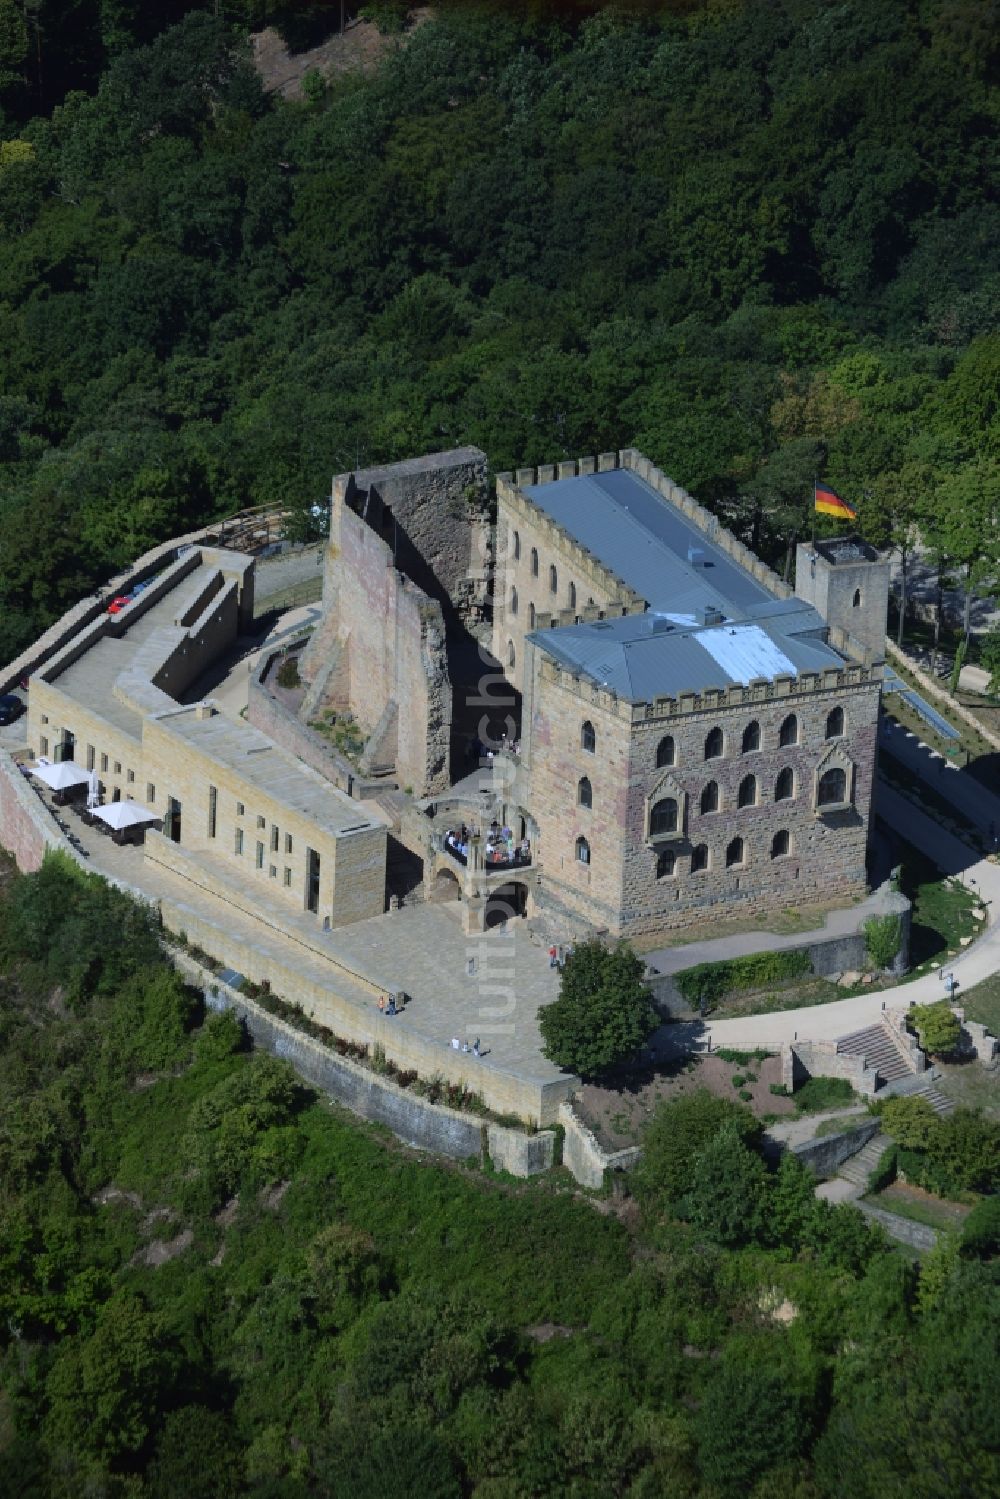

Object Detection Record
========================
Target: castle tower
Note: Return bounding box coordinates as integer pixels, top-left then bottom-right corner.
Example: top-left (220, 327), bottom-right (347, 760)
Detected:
top-left (794, 537), bottom-right (890, 661)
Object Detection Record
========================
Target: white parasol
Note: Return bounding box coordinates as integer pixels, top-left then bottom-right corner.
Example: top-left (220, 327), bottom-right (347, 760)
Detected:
top-left (92, 800), bottom-right (160, 831)
top-left (30, 761), bottom-right (91, 791)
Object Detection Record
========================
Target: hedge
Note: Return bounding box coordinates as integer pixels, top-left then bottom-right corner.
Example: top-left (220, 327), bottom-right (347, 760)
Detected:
top-left (675, 949), bottom-right (812, 1009)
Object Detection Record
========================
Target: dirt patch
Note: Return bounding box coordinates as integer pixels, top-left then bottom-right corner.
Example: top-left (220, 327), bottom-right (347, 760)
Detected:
top-left (576, 1052), bottom-right (793, 1152)
top-left (92, 1185), bottom-right (142, 1209)
top-left (260, 1179), bottom-right (291, 1212)
top-left (252, 9), bottom-right (434, 101)
top-left (132, 1229), bottom-right (194, 1268)
top-left (141, 1206), bottom-right (178, 1235)
top-left (214, 1194), bottom-right (240, 1228)
top-left (881, 1181), bottom-right (972, 1229)
top-left (524, 1323), bottom-right (575, 1344)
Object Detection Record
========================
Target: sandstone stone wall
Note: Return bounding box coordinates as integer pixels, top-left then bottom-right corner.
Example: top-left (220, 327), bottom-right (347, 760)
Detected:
top-left (348, 447), bottom-right (489, 614)
top-left (521, 635), bottom-right (880, 937)
top-left (300, 481), bottom-right (452, 796)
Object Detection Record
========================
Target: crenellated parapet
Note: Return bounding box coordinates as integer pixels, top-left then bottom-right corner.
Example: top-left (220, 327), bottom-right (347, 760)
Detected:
top-left (497, 448), bottom-right (793, 610)
top-left (536, 650), bottom-right (883, 722)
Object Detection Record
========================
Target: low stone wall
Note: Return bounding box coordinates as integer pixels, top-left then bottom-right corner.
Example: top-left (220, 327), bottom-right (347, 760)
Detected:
top-left (855, 1198), bottom-right (939, 1250)
top-left (782, 1041), bottom-right (880, 1096)
top-left (247, 648), bottom-right (387, 800)
top-left (173, 953), bottom-right (556, 1177)
top-left (791, 1119), bottom-right (878, 1177)
top-left (886, 639), bottom-right (1000, 752)
top-left (559, 1102), bottom-right (641, 1189)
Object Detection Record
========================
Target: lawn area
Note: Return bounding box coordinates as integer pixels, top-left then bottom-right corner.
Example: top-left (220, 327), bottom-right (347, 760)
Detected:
top-left (895, 839), bottom-right (985, 973)
top-left (863, 1181), bottom-right (972, 1233)
top-left (962, 970), bottom-right (1000, 1036)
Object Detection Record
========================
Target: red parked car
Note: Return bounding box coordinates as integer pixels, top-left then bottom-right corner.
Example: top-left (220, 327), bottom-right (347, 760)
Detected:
top-left (107, 596), bottom-right (132, 615)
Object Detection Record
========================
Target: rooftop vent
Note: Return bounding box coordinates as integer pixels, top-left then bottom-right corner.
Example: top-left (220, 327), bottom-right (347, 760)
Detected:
top-left (687, 545), bottom-right (706, 567)
top-left (194, 703), bottom-right (216, 720)
top-left (701, 606), bottom-right (724, 627)
top-left (649, 617), bottom-right (672, 635)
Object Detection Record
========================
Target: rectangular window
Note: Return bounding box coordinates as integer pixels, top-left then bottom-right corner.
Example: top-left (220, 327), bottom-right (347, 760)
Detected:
top-left (283, 867), bottom-right (292, 887)
top-left (306, 848), bottom-right (320, 913)
top-left (41, 714), bottom-right (48, 725)
top-left (235, 828), bottom-right (243, 856)
top-left (270, 824), bottom-right (279, 853)
top-left (256, 841), bottom-right (264, 870)
top-left (112, 788), bottom-right (121, 802)
top-left (146, 783), bottom-right (156, 804)
top-left (113, 761), bottom-right (121, 775)
top-left (236, 801), bottom-right (245, 817)
top-left (257, 815), bottom-right (266, 830)
top-left (86, 745), bottom-right (95, 771)
top-left (208, 785), bottom-right (217, 839)
top-left (284, 833), bottom-right (293, 855)
top-left (40, 736), bottom-right (48, 757)
top-left (100, 753), bottom-right (108, 772)
top-left (269, 865), bottom-right (276, 879)
top-left (126, 769), bottom-right (135, 784)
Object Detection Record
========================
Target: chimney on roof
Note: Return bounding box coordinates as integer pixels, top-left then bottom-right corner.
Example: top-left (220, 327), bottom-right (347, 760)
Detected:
top-left (701, 606), bottom-right (724, 627)
top-left (687, 545), bottom-right (706, 567)
top-left (649, 617), bottom-right (671, 635)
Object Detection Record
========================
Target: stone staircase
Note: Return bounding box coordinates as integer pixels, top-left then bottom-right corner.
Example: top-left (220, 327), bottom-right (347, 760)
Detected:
top-left (837, 1132), bottom-right (893, 1190)
top-left (907, 1079), bottom-right (956, 1116)
top-left (835, 1021), bottom-right (916, 1086)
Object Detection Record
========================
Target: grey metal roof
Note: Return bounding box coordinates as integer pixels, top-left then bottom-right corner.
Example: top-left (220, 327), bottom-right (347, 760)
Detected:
top-left (523, 468), bottom-right (772, 614)
top-left (529, 602), bottom-right (847, 702)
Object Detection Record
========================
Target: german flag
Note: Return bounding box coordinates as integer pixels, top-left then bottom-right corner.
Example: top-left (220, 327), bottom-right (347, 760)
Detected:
top-left (815, 482), bottom-right (856, 521)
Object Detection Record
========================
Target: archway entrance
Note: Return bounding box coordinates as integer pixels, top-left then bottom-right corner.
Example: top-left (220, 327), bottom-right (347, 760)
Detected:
top-left (484, 881), bottom-right (528, 929)
top-left (432, 868), bottom-right (461, 903)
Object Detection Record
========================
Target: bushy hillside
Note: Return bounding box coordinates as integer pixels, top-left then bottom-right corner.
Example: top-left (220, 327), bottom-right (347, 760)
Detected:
top-left (0, 0), bottom-right (996, 662)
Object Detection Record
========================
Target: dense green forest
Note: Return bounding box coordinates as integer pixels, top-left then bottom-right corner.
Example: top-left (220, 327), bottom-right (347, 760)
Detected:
top-left (0, 0), bottom-right (998, 663)
top-left (0, 852), bottom-right (997, 1497)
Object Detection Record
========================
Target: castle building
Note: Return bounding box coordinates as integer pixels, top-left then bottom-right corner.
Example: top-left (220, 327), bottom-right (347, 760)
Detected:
top-left (491, 449), bottom-right (889, 938)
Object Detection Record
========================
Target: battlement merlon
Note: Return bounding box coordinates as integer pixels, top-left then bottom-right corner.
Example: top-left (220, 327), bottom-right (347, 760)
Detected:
top-left (535, 649), bottom-right (883, 724)
top-left (497, 449), bottom-right (794, 608)
top-left (495, 474), bottom-right (645, 612)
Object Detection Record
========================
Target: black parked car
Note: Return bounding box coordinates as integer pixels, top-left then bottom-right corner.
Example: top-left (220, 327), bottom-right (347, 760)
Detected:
top-left (0, 694), bottom-right (25, 725)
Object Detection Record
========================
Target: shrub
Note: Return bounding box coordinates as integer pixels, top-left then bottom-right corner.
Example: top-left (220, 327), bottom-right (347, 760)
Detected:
top-left (769, 1082), bottom-right (789, 1097)
top-left (634, 1089), bottom-right (762, 1206)
top-left (867, 1143), bottom-right (898, 1194)
top-left (738, 1089), bottom-right (753, 1102)
top-left (908, 1001), bottom-right (961, 1056)
top-left (276, 656), bottom-right (300, 689)
top-left (731, 1074), bottom-right (746, 1088)
top-left (793, 1076), bottom-right (855, 1112)
top-left (715, 1048), bottom-right (772, 1065)
top-left (864, 913), bottom-right (902, 969)
top-left (960, 1196), bottom-right (1000, 1259)
top-left (537, 940), bottom-right (658, 1079)
top-left (675, 950), bottom-right (811, 1011)
top-left (880, 1095), bottom-right (941, 1150)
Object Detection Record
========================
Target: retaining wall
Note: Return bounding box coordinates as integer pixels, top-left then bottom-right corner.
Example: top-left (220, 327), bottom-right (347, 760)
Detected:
top-left (174, 953), bottom-right (556, 1177)
top-left (886, 640), bottom-right (1000, 752)
top-left (559, 1102), bottom-right (641, 1189)
top-left (791, 1119), bottom-right (878, 1176)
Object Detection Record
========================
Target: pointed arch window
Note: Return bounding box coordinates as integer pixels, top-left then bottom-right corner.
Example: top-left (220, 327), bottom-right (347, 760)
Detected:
top-left (853, 588), bottom-right (862, 607)
top-left (656, 849), bottom-right (676, 879)
top-left (577, 776), bottom-right (593, 809)
top-left (726, 837), bottom-right (745, 868)
top-left (529, 602), bottom-right (536, 628)
top-left (704, 726), bottom-right (724, 760)
top-left (771, 830), bottom-right (791, 859)
top-left (509, 586), bottom-right (518, 616)
top-left (530, 547), bottom-right (538, 577)
top-left (742, 720), bottom-right (760, 753)
top-left (775, 767), bottom-right (794, 801)
top-left (700, 781), bottom-right (719, 815)
top-left (691, 843), bottom-right (709, 873)
top-left (656, 735), bottom-right (675, 768)
top-left (549, 564), bottom-right (558, 594)
top-left (580, 720), bottom-right (596, 754)
top-left (779, 714), bottom-right (799, 748)
top-left (511, 529), bottom-right (520, 561)
top-left (575, 836), bottom-right (591, 865)
top-left (506, 640), bottom-right (515, 669)
top-left (825, 706), bottom-right (845, 739)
